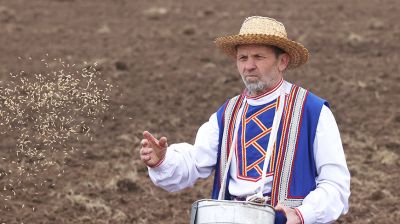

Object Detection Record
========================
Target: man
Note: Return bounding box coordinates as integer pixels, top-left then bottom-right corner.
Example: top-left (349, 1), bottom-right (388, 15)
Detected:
top-left (140, 16), bottom-right (350, 224)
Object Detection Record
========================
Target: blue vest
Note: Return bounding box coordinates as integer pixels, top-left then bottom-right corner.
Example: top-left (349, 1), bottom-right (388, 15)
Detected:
top-left (211, 85), bottom-right (328, 224)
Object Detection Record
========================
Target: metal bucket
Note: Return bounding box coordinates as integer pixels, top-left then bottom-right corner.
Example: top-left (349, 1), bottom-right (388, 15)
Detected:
top-left (190, 199), bottom-right (275, 224)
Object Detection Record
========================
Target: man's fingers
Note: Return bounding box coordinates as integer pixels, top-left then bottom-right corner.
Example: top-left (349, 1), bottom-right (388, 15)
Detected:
top-left (140, 147), bottom-right (153, 155)
top-left (274, 204), bottom-right (288, 217)
top-left (143, 131), bottom-right (168, 150)
top-left (140, 154), bottom-right (151, 161)
top-left (159, 137), bottom-right (168, 148)
top-left (140, 131), bottom-right (168, 167)
top-left (274, 204), bottom-right (301, 224)
top-left (275, 204), bottom-right (284, 211)
top-left (141, 139), bottom-right (149, 147)
top-left (143, 131), bottom-right (157, 142)
top-left (143, 131), bottom-right (160, 147)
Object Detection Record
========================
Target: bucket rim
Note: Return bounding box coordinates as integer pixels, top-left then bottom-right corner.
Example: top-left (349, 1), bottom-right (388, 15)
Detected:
top-left (192, 198), bottom-right (275, 210)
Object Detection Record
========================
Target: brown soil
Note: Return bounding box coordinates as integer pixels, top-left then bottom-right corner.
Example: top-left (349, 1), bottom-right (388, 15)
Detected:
top-left (0, 0), bottom-right (399, 223)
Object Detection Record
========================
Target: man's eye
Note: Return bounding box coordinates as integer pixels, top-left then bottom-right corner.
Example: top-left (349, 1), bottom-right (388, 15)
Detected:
top-left (238, 56), bottom-right (247, 61)
top-left (255, 55), bottom-right (265, 59)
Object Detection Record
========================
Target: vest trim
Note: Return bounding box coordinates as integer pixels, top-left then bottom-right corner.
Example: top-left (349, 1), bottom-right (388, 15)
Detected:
top-left (219, 94), bottom-right (243, 196)
top-left (271, 85), bottom-right (308, 207)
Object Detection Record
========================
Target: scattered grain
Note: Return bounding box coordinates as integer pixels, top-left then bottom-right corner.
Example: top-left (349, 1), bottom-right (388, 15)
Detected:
top-left (0, 56), bottom-right (113, 200)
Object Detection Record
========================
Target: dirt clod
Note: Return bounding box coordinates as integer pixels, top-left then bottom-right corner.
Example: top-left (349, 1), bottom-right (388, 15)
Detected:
top-left (116, 178), bottom-right (140, 192)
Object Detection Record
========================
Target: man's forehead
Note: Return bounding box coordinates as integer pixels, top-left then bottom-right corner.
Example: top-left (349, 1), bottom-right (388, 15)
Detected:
top-left (236, 44), bottom-right (275, 54)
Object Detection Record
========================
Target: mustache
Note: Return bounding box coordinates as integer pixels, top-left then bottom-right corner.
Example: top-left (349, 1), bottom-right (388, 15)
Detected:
top-left (243, 73), bottom-right (260, 78)
top-left (243, 72), bottom-right (259, 75)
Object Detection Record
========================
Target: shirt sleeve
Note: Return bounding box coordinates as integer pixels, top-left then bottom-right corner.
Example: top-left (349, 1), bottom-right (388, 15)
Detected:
top-left (147, 112), bottom-right (220, 192)
top-left (296, 105), bottom-right (351, 224)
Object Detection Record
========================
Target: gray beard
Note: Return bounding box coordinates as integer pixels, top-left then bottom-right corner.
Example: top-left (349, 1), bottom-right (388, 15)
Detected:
top-left (245, 82), bottom-right (266, 95)
top-left (242, 76), bottom-right (268, 96)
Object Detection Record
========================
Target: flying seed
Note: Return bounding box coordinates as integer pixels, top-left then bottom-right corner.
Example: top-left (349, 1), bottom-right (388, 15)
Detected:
top-left (0, 56), bottom-right (112, 200)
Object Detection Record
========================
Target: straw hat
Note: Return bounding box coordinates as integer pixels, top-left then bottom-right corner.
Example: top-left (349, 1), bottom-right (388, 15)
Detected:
top-left (215, 16), bottom-right (309, 69)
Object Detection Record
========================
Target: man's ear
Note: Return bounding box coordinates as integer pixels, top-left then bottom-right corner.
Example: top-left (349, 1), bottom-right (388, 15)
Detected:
top-left (278, 53), bottom-right (290, 71)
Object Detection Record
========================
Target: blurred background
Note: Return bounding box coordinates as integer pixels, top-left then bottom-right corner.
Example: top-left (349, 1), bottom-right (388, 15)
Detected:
top-left (0, 0), bottom-right (399, 223)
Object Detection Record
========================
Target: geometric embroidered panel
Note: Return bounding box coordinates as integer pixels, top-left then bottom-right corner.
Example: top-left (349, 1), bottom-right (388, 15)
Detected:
top-left (236, 100), bottom-right (277, 182)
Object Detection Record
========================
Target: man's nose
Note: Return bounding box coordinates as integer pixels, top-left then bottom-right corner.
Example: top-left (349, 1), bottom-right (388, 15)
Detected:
top-left (244, 58), bottom-right (257, 71)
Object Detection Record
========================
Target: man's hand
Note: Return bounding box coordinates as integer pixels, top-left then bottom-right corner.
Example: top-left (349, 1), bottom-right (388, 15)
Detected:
top-left (275, 204), bottom-right (302, 224)
top-left (139, 131), bottom-right (168, 167)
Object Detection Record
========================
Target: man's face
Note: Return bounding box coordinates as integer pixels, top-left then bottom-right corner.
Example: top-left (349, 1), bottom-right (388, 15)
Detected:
top-left (236, 44), bottom-right (288, 95)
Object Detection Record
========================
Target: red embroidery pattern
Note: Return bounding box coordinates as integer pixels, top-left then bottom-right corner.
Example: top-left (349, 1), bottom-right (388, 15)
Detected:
top-left (236, 101), bottom-right (278, 182)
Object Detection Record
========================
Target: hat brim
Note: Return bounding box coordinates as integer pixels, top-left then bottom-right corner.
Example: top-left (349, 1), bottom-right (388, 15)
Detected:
top-left (214, 34), bottom-right (309, 69)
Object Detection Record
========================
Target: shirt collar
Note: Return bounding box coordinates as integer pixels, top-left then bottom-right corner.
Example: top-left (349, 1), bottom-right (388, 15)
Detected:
top-left (244, 79), bottom-right (291, 106)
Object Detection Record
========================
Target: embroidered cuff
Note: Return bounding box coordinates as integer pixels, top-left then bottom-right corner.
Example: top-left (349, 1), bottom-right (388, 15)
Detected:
top-left (148, 148), bottom-right (171, 172)
top-left (147, 156), bottom-right (166, 168)
top-left (294, 208), bottom-right (304, 224)
top-left (296, 204), bottom-right (316, 224)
